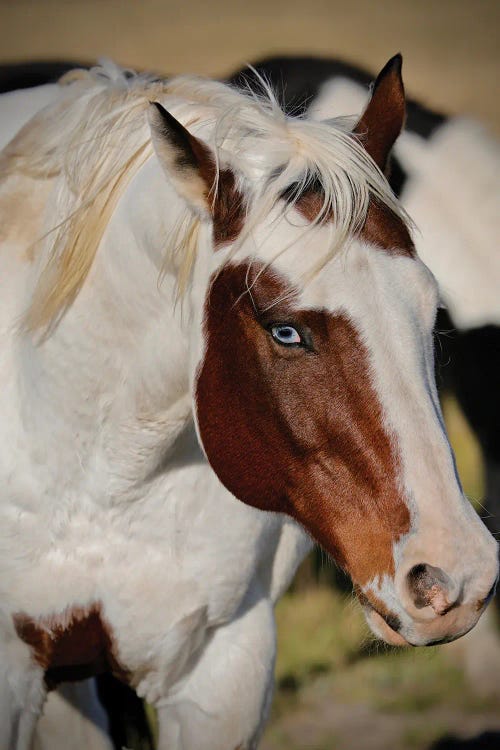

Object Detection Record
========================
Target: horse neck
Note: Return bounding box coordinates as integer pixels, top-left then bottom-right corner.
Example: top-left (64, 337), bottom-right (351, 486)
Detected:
top-left (22, 157), bottom-right (196, 496)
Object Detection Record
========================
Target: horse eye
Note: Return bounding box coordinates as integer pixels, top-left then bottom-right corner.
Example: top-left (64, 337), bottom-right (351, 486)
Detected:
top-left (270, 324), bottom-right (302, 347)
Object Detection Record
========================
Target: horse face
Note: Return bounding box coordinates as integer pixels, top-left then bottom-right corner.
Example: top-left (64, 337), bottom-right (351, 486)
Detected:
top-left (148, 56), bottom-right (498, 646)
top-left (194, 210), bottom-right (498, 647)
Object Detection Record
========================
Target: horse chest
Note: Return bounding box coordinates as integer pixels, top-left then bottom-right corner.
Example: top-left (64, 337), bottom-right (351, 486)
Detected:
top-left (5, 461), bottom-right (284, 686)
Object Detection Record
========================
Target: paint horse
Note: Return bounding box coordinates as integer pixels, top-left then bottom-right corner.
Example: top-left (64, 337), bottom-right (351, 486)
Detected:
top-left (0, 56), bottom-right (497, 750)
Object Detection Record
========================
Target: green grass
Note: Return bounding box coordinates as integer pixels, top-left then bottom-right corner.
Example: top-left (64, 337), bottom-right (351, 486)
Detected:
top-left (330, 647), bottom-right (466, 712)
top-left (400, 724), bottom-right (449, 750)
top-left (275, 587), bottom-right (366, 687)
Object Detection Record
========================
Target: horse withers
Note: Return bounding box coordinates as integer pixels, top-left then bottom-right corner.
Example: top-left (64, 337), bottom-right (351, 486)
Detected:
top-left (0, 56), bottom-right (497, 749)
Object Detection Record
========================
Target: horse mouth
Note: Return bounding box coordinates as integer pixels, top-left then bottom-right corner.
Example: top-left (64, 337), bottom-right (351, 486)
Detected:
top-left (362, 602), bottom-right (410, 647)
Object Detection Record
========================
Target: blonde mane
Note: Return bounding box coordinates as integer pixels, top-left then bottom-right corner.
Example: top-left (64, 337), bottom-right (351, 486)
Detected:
top-left (2, 61), bottom-right (407, 330)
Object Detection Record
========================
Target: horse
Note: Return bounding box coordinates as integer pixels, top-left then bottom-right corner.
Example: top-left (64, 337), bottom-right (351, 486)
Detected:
top-left (0, 55), bottom-right (498, 750)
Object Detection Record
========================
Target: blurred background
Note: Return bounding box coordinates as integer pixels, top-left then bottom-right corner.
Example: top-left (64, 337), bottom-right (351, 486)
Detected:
top-left (1, 0), bottom-right (499, 132)
top-left (1, 1), bottom-right (498, 749)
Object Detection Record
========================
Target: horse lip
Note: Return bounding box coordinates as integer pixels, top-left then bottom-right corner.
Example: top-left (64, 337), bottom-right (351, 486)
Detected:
top-left (365, 602), bottom-right (478, 648)
top-left (362, 601), bottom-right (410, 647)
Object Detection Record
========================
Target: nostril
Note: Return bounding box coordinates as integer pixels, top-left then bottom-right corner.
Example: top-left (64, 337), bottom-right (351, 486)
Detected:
top-left (406, 563), bottom-right (458, 616)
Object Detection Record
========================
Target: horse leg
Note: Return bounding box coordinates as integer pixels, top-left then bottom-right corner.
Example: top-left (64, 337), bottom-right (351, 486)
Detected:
top-left (156, 590), bottom-right (275, 750)
top-left (33, 680), bottom-right (114, 750)
top-left (0, 637), bottom-right (46, 750)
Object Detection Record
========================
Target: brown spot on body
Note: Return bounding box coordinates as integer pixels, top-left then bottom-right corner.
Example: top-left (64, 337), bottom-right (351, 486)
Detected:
top-left (13, 603), bottom-right (128, 688)
top-left (196, 263), bottom-right (410, 591)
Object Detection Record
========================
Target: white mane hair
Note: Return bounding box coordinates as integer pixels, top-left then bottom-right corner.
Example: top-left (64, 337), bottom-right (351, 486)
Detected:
top-left (1, 61), bottom-right (407, 330)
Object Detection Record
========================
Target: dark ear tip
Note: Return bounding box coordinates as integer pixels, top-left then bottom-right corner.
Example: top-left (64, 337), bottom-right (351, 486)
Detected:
top-left (149, 101), bottom-right (179, 134)
top-left (373, 54), bottom-right (404, 93)
top-left (389, 53), bottom-right (403, 72)
top-left (150, 101), bottom-right (167, 116)
top-left (380, 53), bottom-right (403, 78)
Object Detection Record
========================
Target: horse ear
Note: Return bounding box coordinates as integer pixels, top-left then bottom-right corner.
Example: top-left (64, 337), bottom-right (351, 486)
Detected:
top-left (148, 102), bottom-right (215, 217)
top-left (353, 54), bottom-right (405, 172)
top-left (148, 102), bottom-right (246, 247)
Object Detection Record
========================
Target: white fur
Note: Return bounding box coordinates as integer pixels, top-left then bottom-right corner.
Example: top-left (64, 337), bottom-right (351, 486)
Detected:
top-left (0, 72), bottom-right (313, 749)
top-left (0, 67), bottom-right (497, 750)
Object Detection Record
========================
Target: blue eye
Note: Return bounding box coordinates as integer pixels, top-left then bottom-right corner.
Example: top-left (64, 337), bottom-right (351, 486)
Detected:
top-left (270, 324), bottom-right (302, 346)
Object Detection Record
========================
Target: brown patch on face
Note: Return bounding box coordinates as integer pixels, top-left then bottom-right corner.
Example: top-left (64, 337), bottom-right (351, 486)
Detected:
top-left (196, 263), bottom-right (410, 588)
top-left (13, 603), bottom-right (129, 688)
top-left (362, 198), bottom-right (415, 257)
top-left (285, 188), bottom-right (414, 258)
top-left (210, 168), bottom-right (246, 247)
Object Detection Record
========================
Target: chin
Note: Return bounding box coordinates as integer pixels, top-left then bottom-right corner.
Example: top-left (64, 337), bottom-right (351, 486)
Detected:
top-left (363, 604), bottom-right (411, 647)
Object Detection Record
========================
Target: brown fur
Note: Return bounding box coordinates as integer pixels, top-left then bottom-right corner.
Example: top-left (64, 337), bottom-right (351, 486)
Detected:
top-left (13, 603), bottom-right (128, 688)
top-left (196, 263), bottom-right (410, 592)
top-left (287, 188), bottom-right (414, 257)
top-left (361, 197), bottom-right (415, 256)
top-left (353, 54), bottom-right (405, 172)
top-left (181, 125), bottom-right (246, 246)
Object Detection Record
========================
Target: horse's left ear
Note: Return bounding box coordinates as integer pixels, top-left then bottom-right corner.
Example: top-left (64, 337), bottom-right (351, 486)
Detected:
top-left (353, 54), bottom-right (405, 172)
top-left (148, 101), bottom-right (215, 217)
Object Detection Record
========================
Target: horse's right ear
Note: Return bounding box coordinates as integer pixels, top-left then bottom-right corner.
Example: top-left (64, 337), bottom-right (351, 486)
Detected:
top-left (148, 102), bottom-right (215, 217)
top-left (353, 54), bottom-right (405, 173)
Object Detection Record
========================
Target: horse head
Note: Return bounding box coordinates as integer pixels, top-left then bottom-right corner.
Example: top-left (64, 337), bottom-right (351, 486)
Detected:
top-left (148, 56), bottom-right (498, 647)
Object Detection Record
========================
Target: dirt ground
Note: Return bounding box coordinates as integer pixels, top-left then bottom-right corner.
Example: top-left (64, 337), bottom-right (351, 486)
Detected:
top-left (0, 0), bottom-right (499, 132)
